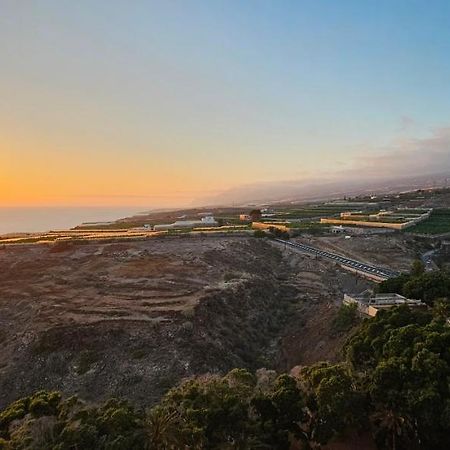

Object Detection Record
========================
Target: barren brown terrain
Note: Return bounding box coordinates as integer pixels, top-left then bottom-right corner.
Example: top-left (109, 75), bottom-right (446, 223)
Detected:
top-left (0, 235), bottom-right (369, 408)
top-left (303, 233), bottom-right (418, 272)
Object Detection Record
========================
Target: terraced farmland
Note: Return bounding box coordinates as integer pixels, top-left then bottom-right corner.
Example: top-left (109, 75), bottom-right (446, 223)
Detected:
top-left (408, 208), bottom-right (450, 235)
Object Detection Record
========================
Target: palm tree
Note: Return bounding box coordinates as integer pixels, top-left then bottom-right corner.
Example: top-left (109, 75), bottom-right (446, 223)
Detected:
top-left (432, 297), bottom-right (450, 319)
top-left (371, 408), bottom-right (415, 450)
top-left (297, 407), bottom-right (322, 450)
top-left (145, 407), bottom-right (183, 450)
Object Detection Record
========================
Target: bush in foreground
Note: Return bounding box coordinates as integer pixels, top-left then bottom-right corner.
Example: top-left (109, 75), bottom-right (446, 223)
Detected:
top-left (1, 307), bottom-right (450, 449)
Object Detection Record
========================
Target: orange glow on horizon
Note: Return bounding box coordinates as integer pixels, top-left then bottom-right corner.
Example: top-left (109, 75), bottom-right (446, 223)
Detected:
top-left (1, 133), bottom-right (233, 208)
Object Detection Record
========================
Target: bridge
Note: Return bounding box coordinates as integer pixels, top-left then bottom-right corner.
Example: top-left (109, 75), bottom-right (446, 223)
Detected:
top-left (273, 238), bottom-right (400, 282)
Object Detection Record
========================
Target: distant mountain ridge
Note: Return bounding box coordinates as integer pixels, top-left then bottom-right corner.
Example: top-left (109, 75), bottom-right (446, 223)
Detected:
top-left (198, 172), bottom-right (450, 206)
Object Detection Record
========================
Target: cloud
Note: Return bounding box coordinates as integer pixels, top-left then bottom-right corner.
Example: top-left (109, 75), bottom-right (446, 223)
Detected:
top-left (345, 127), bottom-right (450, 178)
top-left (398, 116), bottom-right (417, 132)
top-left (197, 127), bottom-right (450, 205)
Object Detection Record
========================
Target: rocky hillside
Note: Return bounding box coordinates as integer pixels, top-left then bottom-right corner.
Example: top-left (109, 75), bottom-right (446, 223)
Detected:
top-left (0, 236), bottom-right (363, 408)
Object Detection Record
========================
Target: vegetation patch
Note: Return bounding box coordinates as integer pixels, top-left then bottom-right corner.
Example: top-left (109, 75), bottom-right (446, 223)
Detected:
top-left (253, 229), bottom-right (266, 238)
top-left (223, 271), bottom-right (241, 282)
top-left (3, 306), bottom-right (450, 449)
top-left (331, 303), bottom-right (359, 333)
top-left (407, 208), bottom-right (450, 235)
top-left (130, 348), bottom-right (147, 360)
top-left (378, 269), bottom-right (450, 306)
top-left (75, 350), bottom-right (99, 375)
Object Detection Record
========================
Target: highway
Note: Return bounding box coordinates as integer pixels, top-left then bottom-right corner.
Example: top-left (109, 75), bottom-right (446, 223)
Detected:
top-left (421, 249), bottom-right (439, 272)
top-left (274, 238), bottom-right (400, 280)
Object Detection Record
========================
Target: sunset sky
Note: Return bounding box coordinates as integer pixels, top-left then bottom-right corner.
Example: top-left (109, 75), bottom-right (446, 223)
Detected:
top-left (2, 1), bottom-right (450, 207)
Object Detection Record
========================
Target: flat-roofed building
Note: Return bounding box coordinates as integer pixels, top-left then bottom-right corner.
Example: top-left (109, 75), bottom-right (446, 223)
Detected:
top-left (154, 216), bottom-right (218, 231)
top-left (321, 208), bottom-right (432, 230)
top-left (343, 291), bottom-right (426, 317)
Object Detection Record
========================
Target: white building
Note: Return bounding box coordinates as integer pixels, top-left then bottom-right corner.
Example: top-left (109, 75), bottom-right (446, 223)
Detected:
top-left (154, 216), bottom-right (218, 231)
top-left (343, 291), bottom-right (425, 317)
top-left (200, 216), bottom-right (217, 225)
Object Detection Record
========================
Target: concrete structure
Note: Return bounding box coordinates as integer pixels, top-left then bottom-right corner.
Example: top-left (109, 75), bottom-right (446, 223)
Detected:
top-left (343, 291), bottom-right (426, 317)
top-left (321, 208), bottom-right (432, 230)
top-left (80, 221), bottom-right (115, 227)
top-left (441, 240), bottom-right (450, 256)
top-left (129, 224), bottom-right (154, 232)
top-left (239, 214), bottom-right (251, 221)
top-left (199, 216), bottom-right (217, 225)
top-left (154, 216), bottom-right (218, 231)
top-left (274, 238), bottom-right (399, 281)
top-left (325, 201), bottom-right (380, 208)
top-left (252, 222), bottom-right (290, 233)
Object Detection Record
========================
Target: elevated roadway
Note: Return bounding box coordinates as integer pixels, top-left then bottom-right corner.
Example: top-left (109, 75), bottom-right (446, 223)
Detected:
top-left (274, 238), bottom-right (400, 281)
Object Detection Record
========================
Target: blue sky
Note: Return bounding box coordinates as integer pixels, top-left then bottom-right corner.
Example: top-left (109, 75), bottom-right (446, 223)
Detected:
top-left (1, 1), bottom-right (450, 206)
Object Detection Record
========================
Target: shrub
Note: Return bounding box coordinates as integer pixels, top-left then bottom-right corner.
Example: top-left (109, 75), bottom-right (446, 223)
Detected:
top-left (130, 349), bottom-right (147, 360)
top-left (332, 303), bottom-right (359, 332)
top-left (29, 391), bottom-right (61, 417)
top-left (0, 398), bottom-right (29, 430)
top-left (75, 350), bottom-right (99, 375)
top-left (253, 229), bottom-right (266, 238)
top-left (223, 272), bottom-right (240, 282)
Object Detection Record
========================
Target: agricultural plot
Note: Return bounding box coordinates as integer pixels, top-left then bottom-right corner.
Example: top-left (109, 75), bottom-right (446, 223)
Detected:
top-left (407, 209), bottom-right (450, 235)
top-left (275, 206), bottom-right (366, 219)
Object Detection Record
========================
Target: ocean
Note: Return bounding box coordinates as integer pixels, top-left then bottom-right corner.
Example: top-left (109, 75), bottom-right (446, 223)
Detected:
top-left (0, 207), bottom-right (144, 235)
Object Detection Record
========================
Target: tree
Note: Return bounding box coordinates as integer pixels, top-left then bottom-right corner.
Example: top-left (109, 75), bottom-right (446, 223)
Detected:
top-left (411, 259), bottom-right (425, 277)
top-left (145, 407), bottom-right (182, 450)
top-left (345, 306), bottom-right (450, 449)
top-left (432, 297), bottom-right (450, 319)
top-left (4, 308), bottom-right (450, 450)
top-left (0, 393), bottom-right (146, 450)
top-left (377, 274), bottom-right (411, 295)
top-left (253, 229), bottom-right (266, 238)
top-left (299, 363), bottom-right (366, 445)
top-left (371, 408), bottom-right (415, 450)
top-left (158, 372), bottom-right (255, 448)
top-left (268, 227), bottom-right (290, 240)
top-left (403, 271), bottom-right (450, 305)
top-left (252, 374), bottom-right (305, 449)
top-left (331, 303), bottom-right (359, 333)
top-left (249, 210), bottom-right (262, 221)
top-left (378, 271), bottom-right (450, 306)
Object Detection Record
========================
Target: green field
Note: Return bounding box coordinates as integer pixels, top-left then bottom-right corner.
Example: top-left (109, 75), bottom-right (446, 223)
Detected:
top-left (407, 209), bottom-right (450, 235)
top-left (338, 215), bottom-right (408, 224)
top-left (272, 206), bottom-right (367, 219)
